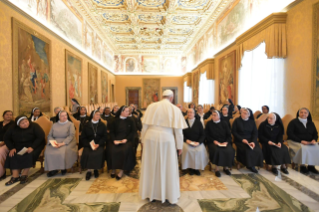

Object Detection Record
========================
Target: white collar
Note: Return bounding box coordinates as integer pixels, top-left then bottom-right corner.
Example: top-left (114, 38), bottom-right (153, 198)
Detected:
top-left (104, 114), bottom-right (110, 117)
top-left (91, 120), bottom-right (99, 124)
top-left (80, 115), bottom-right (87, 118)
top-left (223, 114), bottom-right (228, 117)
top-left (298, 117), bottom-right (307, 122)
top-left (58, 120), bottom-right (69, 125)
top-left (128, 114), bottom-right (132, 117)
top-left (213, 120), bottom-right (220, 123)
top-left (242, 117), bottom-right (249, 121)
top-left (120, 116), bottom-right (127, 119)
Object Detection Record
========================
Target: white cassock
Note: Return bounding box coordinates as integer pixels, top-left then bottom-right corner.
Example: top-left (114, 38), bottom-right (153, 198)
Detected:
top-left (139, 98), bottom-right (187, 204)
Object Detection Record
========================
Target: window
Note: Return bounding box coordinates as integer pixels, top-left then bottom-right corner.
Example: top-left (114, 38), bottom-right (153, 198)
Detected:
top-left (183, 81), bottom-right (192, 103)
top-left (238, 42), bottom-right (285, 116)
top-left (198, 72), bottom-right (214, 105)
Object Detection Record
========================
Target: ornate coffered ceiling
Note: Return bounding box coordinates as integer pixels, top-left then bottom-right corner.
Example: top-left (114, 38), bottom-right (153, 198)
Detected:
top-left (72, 0), bottom-right (232, 55)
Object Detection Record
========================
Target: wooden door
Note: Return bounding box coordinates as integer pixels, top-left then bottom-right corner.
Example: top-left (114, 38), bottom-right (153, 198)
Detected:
top-left (171, 89), bottom-right (176, 104)
top-left (128, 89), bottom-right (139, 106)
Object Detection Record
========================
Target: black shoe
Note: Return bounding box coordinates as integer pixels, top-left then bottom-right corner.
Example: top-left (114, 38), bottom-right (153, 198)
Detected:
top-left (47, 170), bottom-right (59, 177)
top-left (281, 167), bottom-right (289, 174)
top-left (215, 171), bottom-right (221, 177)
top-left (300, 166), bottom-right (309, 174)
top-left (110, 173), bottom-right (116, 178)
top-left (5, 177), bottom-right (20, 186)
top-left (116, 174), bottom-right (122, 180)
top-left (0, 172), bottom-right (6, 181)
top-left (271, 168), bottom-right (278, 176)
top-left (308, 165), bottom-right (319, 174)
top-left (223, 168), bottom-right (231, 176)
top-left (189, 169), bottom-right (194, 175)
top-left (247, 167), bottom-right (258, 173)
top-left (20, 175), bottom-right (28, 184)
top-left (194, 170), bottom-right (201, 176)
top-left (61, 169), bottom-right (67, 176)
top-left (94, 170), bottom-right (99, 178)
top-left (86, 171), bottom-right (92, 181)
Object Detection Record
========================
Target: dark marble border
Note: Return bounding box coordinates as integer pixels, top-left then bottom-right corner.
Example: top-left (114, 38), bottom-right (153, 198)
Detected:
top-left (0, 170), bottom-right (42, 204)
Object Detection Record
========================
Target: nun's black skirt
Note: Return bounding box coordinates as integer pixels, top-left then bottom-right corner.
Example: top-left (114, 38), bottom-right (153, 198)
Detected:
top-left (107, 141), bottom-right (136, 171)
top-left (81, 146), bottom-right (105, 169)
top-left (262, 143), bottom-right (291, 165)
top-left (5, 144), bottom-right (44, 169)
top-left (208, 143), bottom-right (235, 167)
top-left (235, 141), bottom-right (264, 167)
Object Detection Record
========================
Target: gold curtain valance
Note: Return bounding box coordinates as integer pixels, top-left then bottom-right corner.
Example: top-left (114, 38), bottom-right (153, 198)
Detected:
top-left (236, 13), bottom-right (287, 71)
top-left (183, 73), bottom-right (192, 87)
top-left (197, 58), bottom-right (215, 80)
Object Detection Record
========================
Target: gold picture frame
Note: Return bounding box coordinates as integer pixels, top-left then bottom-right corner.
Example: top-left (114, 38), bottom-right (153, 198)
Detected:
top-left (312, 2), bottom-right (319, 119)
top-left (88, 63), bottom-right (98, 104)
top-left (12, 18), bottom-right (52, 115)
top-left (65, 50), bottom-right (82, 108)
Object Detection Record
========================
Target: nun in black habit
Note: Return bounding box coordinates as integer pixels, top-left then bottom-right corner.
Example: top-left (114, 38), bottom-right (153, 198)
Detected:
top-left (28, 107), bottom-right (43, 122)
top-left (232, 108), bottom-right (263, 173)
top-left (80, 110), bottom-right (107, 180)
top-left (4, 115), bottom-right (45, 185)
top-left (258, 113), bottom-right (290, 175)
top-left (111, 105), bottom-right (119, 117)
top-left (287, 108), bottom-right (319, 174)
top-left (74, 106), bottom-right (90, 134)
top-left (108, 106), bottom-right (137, 180)
top-left (220, 105), bottom-right (231, 129)
top-left (257, 105), bottom-right (269, 119)
top-left (206, 110), bottom-right (235, 177)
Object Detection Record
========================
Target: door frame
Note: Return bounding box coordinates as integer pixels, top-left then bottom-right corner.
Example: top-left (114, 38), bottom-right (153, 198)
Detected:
top-left (126, 87), bottom-right (142, 108)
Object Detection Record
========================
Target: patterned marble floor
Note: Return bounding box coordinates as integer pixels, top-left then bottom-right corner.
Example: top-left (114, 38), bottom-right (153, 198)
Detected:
top-left (0, 162), bottom-right (319, 211)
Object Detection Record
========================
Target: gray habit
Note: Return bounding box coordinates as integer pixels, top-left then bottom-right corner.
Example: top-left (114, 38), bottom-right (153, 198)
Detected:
top-left (45, 121), bottom-right (78, 171)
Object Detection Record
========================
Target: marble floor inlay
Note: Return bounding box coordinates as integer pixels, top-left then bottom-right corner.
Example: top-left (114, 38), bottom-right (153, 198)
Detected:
top-left (137, 201), bottom-right (184, 212)
top-left (8, 178), bottom-right (121, 212)
top-left (198, 174), bottom-right (312, 212)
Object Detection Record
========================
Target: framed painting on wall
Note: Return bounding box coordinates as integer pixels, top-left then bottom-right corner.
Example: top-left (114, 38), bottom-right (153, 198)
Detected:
top-left (312, 2), bottom-right (319, 119)
top-left (143, 78), bottom-right (160, 108)
top-left (88, 63), bottom-right (98, 104)
top-left (12, 18), bottom-right (52, 115)
top-left (65, 50), bottom-right (82, 108)
top-left (218, 50), bottom-right (236, 105)
top-left (162, 87), bottom-right (178, 105)
top-left (101, 71), bottom-right (108, 103)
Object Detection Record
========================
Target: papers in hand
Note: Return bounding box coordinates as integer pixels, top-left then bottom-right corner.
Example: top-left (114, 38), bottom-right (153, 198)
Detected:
top-left (248, 143), bottom-right (254, 150)
top-left (273, 144), bottom-right (281, 148)
top-left (217, 143), bottom-right (227, 147)
top-left (49, 140), bottom-right (58, 147)
top-left (90, 140), bottom-right (96, 150)
top-left (17, 147), bottom-right (28, 155)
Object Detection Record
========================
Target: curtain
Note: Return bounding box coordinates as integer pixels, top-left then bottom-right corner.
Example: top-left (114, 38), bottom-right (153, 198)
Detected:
top-left (199, 72), bottom-right (214, 105)
top-left (238, 42), bottom-right (285, 116)
top-left (183, 81), bottom-right (192, 103)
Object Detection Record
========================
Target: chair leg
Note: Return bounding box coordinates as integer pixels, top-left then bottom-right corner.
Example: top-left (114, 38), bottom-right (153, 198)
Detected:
top-left (40, 160), bottom-right (44, 173)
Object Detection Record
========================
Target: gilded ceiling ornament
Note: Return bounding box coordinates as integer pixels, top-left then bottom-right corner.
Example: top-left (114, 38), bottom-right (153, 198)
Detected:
top-left (103, 13), bottom-right (129, 22)
top-left (115, 37), bottom-right (136, 42)
top-left (137, 0), bottom-right (166, 7)
top-left (119, 45), bottom-right (138, 49)
top-left (140, 28), bottom-right (163, 36)
top-left (92, 0), bottom-right (124, 6)
top-left (172, 16), bottom-right (198, 24)
top-left (138, 15), bottom-right (163, 22)
top-left (166, 38), bottom-right (186, 42)
top-left (178, 0), bottom-right (208, 8)
top-left (110, 26), bottom-right (132, 33)
top-left (169, 28), bottom-right (191, 34)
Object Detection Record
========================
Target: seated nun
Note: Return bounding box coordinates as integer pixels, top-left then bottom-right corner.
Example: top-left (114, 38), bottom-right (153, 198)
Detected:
top-left (29, 107), bottom-right (43, 122)
top-left (257, 105), bottom-right (269, 119)
top-left (108, 106), bottom-right (137, 180)
top-left (233, 105), bottom-right (241, 116)
top-left (287, 108), bottom-right (319, 174)
top-left (258, 113), bottom-right (290, 175)
top-left (4, 115), bottom-right (45, 185)
top-left (189, 102), bottom-right (197, 114)
top-left (74, 106), bottom-right (89, 133)
top-left (232, 108), bottom-right (263, 173)
top-left (130, 104), bottom-right (143, 118)
top-left (80, 110), bottom-right (107, 180)
top-left (50, 107), bottom-right (62, 123)
top-left (111, 105), bottom-right (119, 117)
top-left (181, 108), bottom-right (208, 176)
top-left (71, 98), bottom-right (80, 115)
top-left (128, 106), bottom-right (142, 154)
top-left (220, 105), bottom-right (231, 129)
top-left (196, 105), bottom-right (205, 128)
top-left (45, 111), bottom-right (77, 177)
top-left (176, 104), bottom-right (187, 116)
top-left (101, 107), bottom-right (113, 124)
top-left (0, 110), bottom-right (15, 181)
top-left (204, 106), bottom-right (216, 120)
top-left (206, 110), bottom-right (235, 177)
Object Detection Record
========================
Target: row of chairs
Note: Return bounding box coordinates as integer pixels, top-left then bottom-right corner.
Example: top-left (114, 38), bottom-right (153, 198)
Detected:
top-left (63, 102), bottom-right (118, 117)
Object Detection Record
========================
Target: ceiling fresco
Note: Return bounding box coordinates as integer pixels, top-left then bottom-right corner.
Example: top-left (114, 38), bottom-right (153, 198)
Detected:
top-left (75, 0), bottom-right (230, 54)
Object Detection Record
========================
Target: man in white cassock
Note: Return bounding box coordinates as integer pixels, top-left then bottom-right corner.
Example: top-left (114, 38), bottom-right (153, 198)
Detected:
top-left (139, 89), bottom-right (187, 204)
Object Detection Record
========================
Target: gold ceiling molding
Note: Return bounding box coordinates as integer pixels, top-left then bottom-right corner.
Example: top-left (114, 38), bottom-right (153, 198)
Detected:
top-left (236, 12), bottom-right (287, 71)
